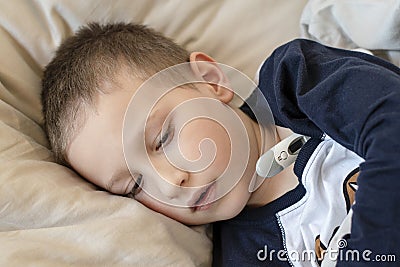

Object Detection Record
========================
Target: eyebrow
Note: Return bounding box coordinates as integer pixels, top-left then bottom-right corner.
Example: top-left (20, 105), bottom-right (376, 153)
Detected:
top-left (107, 168), bottom-right (131, 193)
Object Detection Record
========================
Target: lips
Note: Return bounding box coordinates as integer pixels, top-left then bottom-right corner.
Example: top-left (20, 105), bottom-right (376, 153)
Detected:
top-left (191, 183), bottom-right (216, 212)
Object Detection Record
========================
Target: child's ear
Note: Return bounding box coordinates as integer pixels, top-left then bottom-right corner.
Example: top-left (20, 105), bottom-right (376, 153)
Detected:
top-left (189, 52), bottom-right (233, 104)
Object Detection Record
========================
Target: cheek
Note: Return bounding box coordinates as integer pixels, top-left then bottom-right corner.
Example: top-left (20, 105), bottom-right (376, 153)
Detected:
top-left (178, 118), bottom-right (231, 175)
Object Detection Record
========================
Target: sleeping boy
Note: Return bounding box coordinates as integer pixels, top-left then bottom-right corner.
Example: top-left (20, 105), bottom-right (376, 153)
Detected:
top-left (41, 23), bottom-right (400, 266)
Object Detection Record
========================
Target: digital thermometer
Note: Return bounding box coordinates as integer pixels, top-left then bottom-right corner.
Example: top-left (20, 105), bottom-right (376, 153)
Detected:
top-left (256, 133), bottom-right (309, 178)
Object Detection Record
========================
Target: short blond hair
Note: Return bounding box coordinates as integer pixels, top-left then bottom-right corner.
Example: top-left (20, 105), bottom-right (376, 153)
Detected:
top-left (41, 22), bottom-right (189, 165)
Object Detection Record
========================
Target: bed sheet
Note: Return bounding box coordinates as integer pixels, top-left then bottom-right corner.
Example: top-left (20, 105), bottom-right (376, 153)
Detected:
top-left (301, 0), bottom-right (400, 67)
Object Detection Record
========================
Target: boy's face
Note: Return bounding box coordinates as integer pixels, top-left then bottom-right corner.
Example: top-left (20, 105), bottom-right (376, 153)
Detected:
top-left (66, 54), bottom-right (270, 225)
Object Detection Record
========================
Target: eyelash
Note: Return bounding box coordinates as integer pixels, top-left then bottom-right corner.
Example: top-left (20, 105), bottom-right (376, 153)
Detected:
top-left (155, 126), bottom-right (172, 151)
top-left (126, 174), bottom-right (143, 198)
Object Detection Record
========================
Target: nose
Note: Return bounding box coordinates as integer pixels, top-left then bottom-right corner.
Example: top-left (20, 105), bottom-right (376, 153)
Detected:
top-left (167, 166), bottom-right (189, 187)
top-left (156, 164), bottom-right (190, 200)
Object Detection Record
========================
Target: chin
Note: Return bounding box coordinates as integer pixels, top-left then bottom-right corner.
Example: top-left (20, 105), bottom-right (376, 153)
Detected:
top-left (216, 198), bottom-right (248, 221)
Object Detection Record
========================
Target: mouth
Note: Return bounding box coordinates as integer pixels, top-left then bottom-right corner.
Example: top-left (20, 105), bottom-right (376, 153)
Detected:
top-left (191, 182), bottom-right (216, 212)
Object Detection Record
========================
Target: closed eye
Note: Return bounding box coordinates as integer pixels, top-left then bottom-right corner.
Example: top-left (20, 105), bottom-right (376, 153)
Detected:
top-left (155, 125), bottom-right (173, 151)
top-left (126, 174), bottom-right (143, 198)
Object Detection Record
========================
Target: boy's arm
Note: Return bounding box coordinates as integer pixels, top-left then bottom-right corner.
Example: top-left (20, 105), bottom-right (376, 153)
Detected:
top-left (259, 39), bottom-right (400, 266)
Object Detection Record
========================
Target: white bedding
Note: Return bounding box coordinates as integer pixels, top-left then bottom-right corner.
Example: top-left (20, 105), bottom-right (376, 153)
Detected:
top-left (301, 0), bottom-right (400, 67)
top-left (0, 1), bottom-right (308, 266)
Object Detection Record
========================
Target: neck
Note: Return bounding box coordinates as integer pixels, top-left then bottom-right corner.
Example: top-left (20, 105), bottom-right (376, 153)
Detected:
top-left (247, 125), bottom-right (299, 207)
